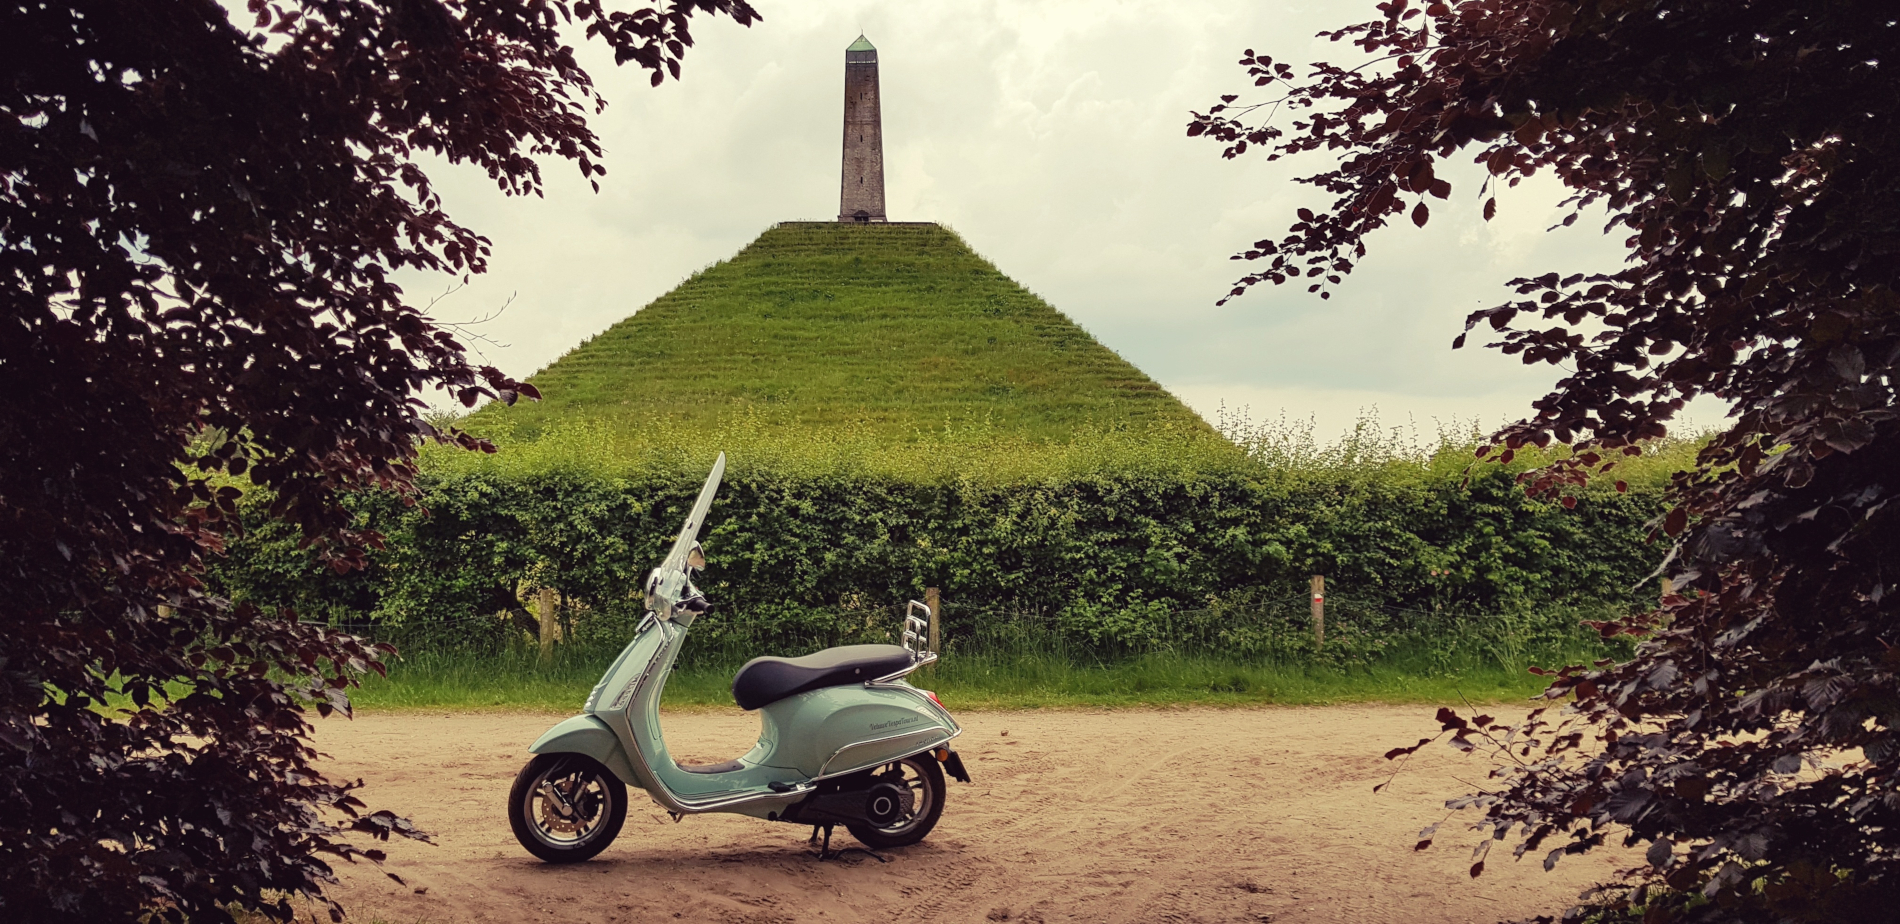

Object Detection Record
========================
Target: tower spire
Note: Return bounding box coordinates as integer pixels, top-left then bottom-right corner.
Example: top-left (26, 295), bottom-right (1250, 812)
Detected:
top-left (839, 35), bottom-right (886, 223)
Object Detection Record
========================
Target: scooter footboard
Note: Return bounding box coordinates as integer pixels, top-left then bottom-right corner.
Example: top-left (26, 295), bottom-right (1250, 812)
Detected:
top-left (529, 714), bottom-right (641, 786)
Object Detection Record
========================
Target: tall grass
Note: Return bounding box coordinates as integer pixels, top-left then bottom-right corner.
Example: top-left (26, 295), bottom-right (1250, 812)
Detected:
top-left (344, 595), bottom-right (1632, 712)
top-left (345, 646), bottom-right (1599, 713)
top-left (425, 405), bottom-right (1248, 483)
top-left (1216, 403), bottom-right (1707, 495)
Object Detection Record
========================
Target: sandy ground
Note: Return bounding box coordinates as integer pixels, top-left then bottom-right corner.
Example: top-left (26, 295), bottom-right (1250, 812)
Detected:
top-left (316, 705), bottom-right (1629, 924)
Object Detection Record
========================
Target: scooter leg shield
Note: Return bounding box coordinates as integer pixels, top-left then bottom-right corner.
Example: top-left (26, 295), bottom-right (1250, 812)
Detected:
top-left (529, 714), bottom-right (640, 786)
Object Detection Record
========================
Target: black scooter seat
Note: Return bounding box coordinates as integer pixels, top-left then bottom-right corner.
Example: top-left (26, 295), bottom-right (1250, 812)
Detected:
top-left (731, 644), bottom-right (915, 711)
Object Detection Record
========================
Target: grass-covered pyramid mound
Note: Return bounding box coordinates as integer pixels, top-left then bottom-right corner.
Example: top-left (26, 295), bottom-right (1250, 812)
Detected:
top-left (460, 222), bottom-right (1235, 478)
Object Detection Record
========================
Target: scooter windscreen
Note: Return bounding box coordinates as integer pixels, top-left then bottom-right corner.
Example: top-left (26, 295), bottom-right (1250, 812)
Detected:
top-left (645, 452), bottom-right (725, 617)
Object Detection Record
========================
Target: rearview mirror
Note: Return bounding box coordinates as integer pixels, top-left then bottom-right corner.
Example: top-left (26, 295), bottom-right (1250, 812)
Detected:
top-left (687, 543), bottom-right (706, 572)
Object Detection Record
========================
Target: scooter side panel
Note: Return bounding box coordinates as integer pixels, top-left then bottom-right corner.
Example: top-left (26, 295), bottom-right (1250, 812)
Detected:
top-left (757, 684), bottom-right (957, 778)
top-left (528, 714), bottom-right (641, 788)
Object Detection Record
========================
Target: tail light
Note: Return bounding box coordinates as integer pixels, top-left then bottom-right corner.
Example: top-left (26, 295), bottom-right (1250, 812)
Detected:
top-left (919, 689), bottom-right (946, 710)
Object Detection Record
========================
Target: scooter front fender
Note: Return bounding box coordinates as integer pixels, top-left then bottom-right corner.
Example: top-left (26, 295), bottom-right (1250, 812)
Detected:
top-left (529, 714), bottom-right (640, 787)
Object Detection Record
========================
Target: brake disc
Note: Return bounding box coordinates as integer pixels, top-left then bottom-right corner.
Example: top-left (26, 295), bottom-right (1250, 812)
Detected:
top-left (539, 777), bottom-right (586, 833)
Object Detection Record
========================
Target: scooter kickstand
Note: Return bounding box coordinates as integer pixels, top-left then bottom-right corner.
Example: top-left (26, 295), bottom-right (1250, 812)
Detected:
top-left (809, 824), bottom-right (841, 860)
top-left (808, 824), bottom-right (889, 863)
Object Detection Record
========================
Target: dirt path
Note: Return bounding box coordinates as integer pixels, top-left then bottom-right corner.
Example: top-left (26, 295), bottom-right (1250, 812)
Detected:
top-left (316, 705), bottom-right (1625, 924)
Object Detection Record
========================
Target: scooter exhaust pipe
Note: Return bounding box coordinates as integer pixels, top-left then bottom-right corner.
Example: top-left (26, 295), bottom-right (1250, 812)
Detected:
top-left (789, 780), bottom-right (913, 827)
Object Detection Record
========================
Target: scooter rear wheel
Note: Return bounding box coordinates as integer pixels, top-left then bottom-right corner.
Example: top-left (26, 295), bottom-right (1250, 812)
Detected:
top-left (846, 754), bottom-right (946, 849)
top-left (509, 753), bottom-right (628, 863)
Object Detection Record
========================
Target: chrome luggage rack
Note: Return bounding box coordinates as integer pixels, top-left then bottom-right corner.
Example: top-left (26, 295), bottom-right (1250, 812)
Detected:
top-left (860, 600), bottom-right (938, 685)
top-left (902, 599), bottom-right (935, 661)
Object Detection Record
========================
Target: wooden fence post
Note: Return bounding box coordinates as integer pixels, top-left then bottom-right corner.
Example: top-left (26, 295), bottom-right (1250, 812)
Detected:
top-left (924, 587), bottom-right (942, 667)
top-left (1310, 575), bottom-right (1325, 648)
top-left (537, 586), bottom-right (557, 666)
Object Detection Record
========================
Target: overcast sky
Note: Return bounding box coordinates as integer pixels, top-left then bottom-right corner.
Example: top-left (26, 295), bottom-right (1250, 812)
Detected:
top-left (403, 0), bottom-right (1724, 442)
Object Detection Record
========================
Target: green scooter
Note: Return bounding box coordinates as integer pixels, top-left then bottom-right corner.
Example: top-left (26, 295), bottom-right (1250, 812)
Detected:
top-left (507, 453), bottom-right (970, 862)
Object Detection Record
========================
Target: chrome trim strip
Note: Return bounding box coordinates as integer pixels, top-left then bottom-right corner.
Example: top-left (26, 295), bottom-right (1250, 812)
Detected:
top-left (658, 782), bottom-right (815, 814)
top-left (811, 728), bottom-right (962, 782)
top-left (815, 727), bottom-right (957, 779)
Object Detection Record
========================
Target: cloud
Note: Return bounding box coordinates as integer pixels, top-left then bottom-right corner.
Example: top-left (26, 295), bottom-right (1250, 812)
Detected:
top-left (400, 0), bottom-right (1718, 442)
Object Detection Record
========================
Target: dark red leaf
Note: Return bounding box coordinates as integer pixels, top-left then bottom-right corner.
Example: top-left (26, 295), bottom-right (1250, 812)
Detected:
top-left (0, 1), bottom-right (749, 919)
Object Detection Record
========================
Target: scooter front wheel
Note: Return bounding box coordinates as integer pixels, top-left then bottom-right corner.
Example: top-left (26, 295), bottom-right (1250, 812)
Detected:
top-left (508, 753), bottom-right (628, 863)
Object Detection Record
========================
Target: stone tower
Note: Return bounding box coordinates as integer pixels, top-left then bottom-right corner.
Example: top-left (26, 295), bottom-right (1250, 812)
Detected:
top-left (838, 35), bottom-right (886, 223)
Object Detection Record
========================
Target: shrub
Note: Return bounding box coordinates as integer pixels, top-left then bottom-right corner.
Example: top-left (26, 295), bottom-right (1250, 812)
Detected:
top-left (208, 421), bottom-right (1691, 664)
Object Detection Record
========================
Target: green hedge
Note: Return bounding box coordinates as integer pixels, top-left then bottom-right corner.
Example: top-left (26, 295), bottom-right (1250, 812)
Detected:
top-left (208, 436), bottom-right (1681, 663)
